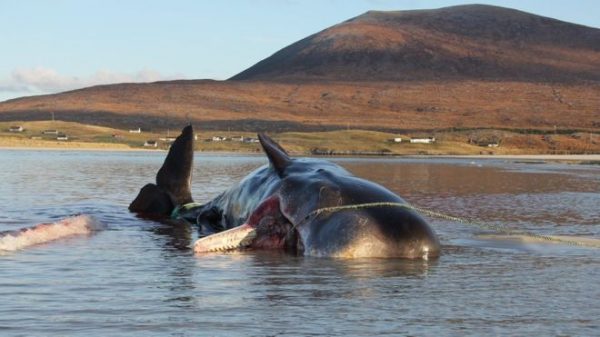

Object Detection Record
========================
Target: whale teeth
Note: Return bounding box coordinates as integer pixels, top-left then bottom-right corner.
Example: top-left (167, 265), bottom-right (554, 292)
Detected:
top-left (194, 224), bottom-right (257, 254)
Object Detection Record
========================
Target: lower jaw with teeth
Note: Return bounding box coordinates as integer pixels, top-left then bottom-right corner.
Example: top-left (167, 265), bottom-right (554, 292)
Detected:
top-left (194, 224), bottom-right (257, 253)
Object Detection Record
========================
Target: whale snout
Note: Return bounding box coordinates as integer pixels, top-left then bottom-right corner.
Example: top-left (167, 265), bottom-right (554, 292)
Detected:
top-left (301, 206), bottom-right (441, 259)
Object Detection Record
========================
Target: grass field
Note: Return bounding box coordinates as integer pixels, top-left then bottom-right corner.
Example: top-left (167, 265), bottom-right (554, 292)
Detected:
top-left (1, 120), bottom-right (598, 155)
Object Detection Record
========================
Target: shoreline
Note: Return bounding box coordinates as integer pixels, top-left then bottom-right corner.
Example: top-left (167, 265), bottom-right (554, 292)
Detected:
top-left (432, 154), bottom-right (600, 162)
top-left (1, 143), bottom-right (599, 162)
top-left (0, 144), bottom-right (160, 152)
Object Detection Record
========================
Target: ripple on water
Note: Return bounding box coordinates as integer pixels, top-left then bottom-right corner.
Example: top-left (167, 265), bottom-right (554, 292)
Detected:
top-left (0, 152), bottom-right (599, 336)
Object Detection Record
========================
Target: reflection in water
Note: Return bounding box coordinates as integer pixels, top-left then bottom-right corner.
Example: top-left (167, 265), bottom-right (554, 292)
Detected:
top-left (149, 219), bottom-right (193, 250)
top-left (0, 151), bottom-right (598, 336)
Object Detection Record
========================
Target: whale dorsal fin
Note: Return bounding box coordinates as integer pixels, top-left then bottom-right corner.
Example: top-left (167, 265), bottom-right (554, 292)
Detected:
top-left (156, 124), bottom-right (194, 206)
top-left (258, 133), bottom-right (291, 177)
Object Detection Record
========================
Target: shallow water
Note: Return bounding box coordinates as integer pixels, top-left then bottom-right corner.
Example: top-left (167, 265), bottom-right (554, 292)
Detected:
top-left (1, 150), bottom-right (599, 336)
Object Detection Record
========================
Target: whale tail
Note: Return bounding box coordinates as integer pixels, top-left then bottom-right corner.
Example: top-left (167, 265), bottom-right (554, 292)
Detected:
top-left (129, 125), bottom-right (195, 215)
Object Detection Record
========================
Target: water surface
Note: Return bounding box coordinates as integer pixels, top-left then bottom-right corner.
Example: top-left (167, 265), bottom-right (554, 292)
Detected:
top-left (1, 150), bottom-right (598, 336)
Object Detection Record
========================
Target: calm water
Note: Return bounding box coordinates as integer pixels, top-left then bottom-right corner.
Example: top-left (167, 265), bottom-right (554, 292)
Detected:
top-left (1, 150), bottom-right (599, 336)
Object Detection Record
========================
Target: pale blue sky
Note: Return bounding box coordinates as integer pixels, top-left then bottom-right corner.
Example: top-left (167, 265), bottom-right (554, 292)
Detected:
top-left (1, 0), bottom-right (598, 101)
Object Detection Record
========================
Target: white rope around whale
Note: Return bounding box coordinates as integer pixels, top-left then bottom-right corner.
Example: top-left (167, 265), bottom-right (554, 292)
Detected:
top-left (300, 202), bottom-right (600, 249)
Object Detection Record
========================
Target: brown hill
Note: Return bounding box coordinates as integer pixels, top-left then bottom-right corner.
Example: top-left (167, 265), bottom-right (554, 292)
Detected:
top-left (1, 80), bottom-right (598, 132)
top-left (0, 4), bottom-right (599, 134)
top-left (231, 4), bottom-right (600, 82)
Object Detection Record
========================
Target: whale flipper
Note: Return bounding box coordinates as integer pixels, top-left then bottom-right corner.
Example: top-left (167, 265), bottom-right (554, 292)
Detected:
top-left (156, 124), bottom-right (194, 206)
top-left (129, 183), bottom-right (174, 215)
top-left (129, 125), bottom-right (195, 215)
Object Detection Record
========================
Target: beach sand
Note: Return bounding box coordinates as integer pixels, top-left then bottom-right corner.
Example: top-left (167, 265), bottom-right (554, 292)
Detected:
top-left (438, 154), bottom-right (600, 162)
top-left (1, 136), bottom-right (599, 162)
top-left (0, 137), bottom-right (146, 151)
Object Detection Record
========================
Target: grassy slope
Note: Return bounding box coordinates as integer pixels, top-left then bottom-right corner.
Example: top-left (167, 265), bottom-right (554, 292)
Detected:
top-left (2, 121), bottom-right (598, 155)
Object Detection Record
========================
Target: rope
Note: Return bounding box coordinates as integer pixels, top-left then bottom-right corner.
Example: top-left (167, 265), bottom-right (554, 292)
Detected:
top-left (301, 202), bottom-right (600, 249)
top-left (171, 202), bottom-right (203, 219)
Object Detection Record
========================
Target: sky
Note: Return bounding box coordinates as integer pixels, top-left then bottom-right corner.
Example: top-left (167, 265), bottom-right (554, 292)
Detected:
top-left (1, 0), bottom-right (599, 101)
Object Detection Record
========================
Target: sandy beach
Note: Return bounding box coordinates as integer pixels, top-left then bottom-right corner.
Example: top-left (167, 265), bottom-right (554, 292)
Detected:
top-left (438, 154), bottom-right (600, 162)
top-left (2, 137), bottom-right (599, 163)
top-left (0, 137), bottom-right (152, 152)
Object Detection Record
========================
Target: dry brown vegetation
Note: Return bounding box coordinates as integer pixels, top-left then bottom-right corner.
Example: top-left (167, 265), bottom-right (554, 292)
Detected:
top-left (0, 5), bottom-right (599, 155)
top-left (231, 5), bottom-right (600, 82)
top-left (1, 80), bottom-right (598, 132)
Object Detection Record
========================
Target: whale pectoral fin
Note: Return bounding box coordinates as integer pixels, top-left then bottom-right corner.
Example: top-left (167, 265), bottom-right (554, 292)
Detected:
top-left (129, 183), bottom-right (174, 215)
top-left (156, 124), bottom-right (195, 206)
top-left (258, 133), bottom-right (291, 177)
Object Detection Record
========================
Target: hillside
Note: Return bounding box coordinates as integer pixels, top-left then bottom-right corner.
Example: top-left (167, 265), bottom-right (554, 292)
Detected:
top-left (231, 4), bottom-right (600, 82)
top-left (0, 4), bottom-right (599, 136)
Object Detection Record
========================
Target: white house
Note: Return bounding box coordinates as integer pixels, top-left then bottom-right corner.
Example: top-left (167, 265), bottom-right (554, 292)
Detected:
top-left (9, 126), bottom-right (23, 132)
top-left (56, 134), bottom-right (69, 141)
top-left (393, 137), bottom-right (402, 143)
top-left (211, 136), bottom-right (226, 142)
top-left (159, 137), bottom-right (177, 143)
top-left (129, 128), bottom-right (142, 133)
top-left (410, 137), bottom-right (436, 144)
top-left (144, 140), bottom-right (158, 147)
top-left (243, 137), bottom-right (259, 143)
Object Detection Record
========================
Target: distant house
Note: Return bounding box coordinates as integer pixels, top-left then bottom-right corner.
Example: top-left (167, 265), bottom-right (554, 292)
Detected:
top-left (410, 137), bottom-right (436, 144)
top-left (231, 136), bottom-right (244, 142)
top-left (129, 128), bottom-right (142, 133)
top-left (159, 137), bottom-right (177, 143)
top-left (56, 134), bottom-right (69, 141)
top-left (211, 136), bottom-right (226, 142)
top-left (144, 140), bottom-right (158, 147)
top-left (392, 137), bottom-right (402, 143)
top-left (243, 137), bottom-right (260, 143)
top-left (43, 129), bottom-right (58, 135)
top-left (9, 126), bottom-right (23, 132)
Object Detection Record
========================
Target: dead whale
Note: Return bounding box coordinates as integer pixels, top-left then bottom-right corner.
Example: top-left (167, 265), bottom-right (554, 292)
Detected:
top-left (130, 125), bottom-right (441, 259)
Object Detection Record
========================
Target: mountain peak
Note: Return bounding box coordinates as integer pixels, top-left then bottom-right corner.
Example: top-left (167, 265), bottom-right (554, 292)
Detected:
top-left (230, 4), bottom-right (600, 82)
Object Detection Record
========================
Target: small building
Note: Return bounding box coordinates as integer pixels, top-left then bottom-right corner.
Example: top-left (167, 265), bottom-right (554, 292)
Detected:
top-left (144, 140), bottom-right (158, 147)
top-left (393, 137), bottom-right (402, 143)
top-left (9, 126), bottom-right (23, 132)
top-left (129, 128), bottom-right (142, 133)
top-left (159, 137), bottom-right (177, 143)
top-left (410, 137), bottom-right (436, 144)
top-left (231, 136), bottom-right (244, 142)
top-left (211, 136), bottom-right (226, 142)
top-left (475, 139), bottom-right (501, 147)
top-left (56, 134), bottom-right (69, 141)
top-left (43, 129), bottom-right (58, 135)
top-left (243, 137), bottom-right (260, 143)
